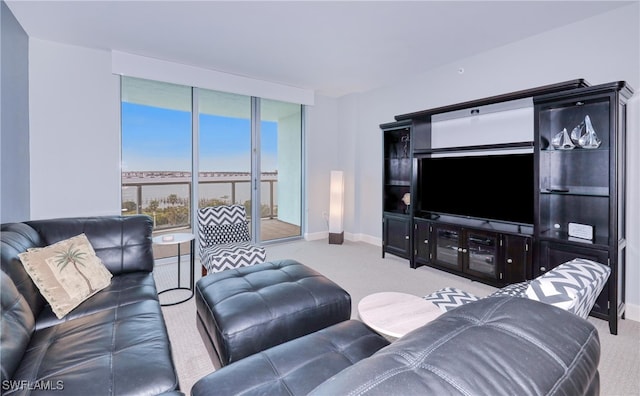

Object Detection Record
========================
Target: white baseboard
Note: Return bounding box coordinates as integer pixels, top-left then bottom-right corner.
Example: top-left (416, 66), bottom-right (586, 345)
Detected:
top-left (345, 232), bottom-right (381, 246)
top-left (625, 302), bottom-right (640, 322)
top-left (304, 231), bottom-right (381, 246)
top-left (304, 231), bottom-right (328, 241)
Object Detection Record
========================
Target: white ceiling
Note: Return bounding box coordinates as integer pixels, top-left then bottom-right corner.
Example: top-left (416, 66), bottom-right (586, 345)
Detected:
top-left (6, 0), bottom-right (633, 97)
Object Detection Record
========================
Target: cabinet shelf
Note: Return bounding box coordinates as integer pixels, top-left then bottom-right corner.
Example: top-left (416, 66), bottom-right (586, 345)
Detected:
top-left (384, 158), bottom-right (411, 187)
top-left (417, 141), bottom-right (533, 155)
top-left (539, 147), bottom-right (609, 196)
top-left (540, 187), bottom-right (609, 197)
top-left (384, 210), bottom-right (409, 216)
top-left (384, 156), bottom-right (412, 160)
top-left (537, 231), bottom-right (609, 249)
top-left (540, 147), bottom-right (608, 153)
top-left (385, 181), bottom-right (411, 187)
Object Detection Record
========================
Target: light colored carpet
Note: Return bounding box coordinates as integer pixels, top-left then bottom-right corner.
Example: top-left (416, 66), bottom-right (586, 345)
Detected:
top-left (155, 239), bottom-right (640, 395)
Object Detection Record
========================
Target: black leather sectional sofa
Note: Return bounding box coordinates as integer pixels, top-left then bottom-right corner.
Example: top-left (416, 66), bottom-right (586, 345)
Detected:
top-left (1, 214), bottom-right (603, 396)
top-left (1, 216), bottom-right (181, 395)
top-left (192, 295), bottom-right (601, 395)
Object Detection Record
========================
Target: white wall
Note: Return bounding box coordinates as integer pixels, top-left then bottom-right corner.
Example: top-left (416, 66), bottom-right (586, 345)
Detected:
top-left (339, 3), bottom-right (640, 319)
top-left (304, 94), bottom-right (340, 239)
top-left (28, 39), bottom-right (121, 219)
top-left (1, 1), bottom-right (30, 223)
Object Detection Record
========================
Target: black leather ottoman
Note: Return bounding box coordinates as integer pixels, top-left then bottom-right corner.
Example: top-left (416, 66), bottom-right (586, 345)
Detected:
top-left (195, 259), bottom-right (352, 367)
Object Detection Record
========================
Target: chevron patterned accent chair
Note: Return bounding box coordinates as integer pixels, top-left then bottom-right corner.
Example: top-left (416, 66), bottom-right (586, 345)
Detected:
top-left (424, 258), bottom-right (610, 320)
top-left (198, 205), bottom-right (266, 276)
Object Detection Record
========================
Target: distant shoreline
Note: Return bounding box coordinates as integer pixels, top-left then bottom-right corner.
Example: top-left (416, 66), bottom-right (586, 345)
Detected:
top-left (122, 170), bottom-right (277, 183)
top-left (121, 171), bottom-right (278, 205)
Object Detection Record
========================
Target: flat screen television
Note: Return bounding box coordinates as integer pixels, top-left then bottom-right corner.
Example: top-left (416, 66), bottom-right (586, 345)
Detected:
top-left (418, 153), bottom-right (534, 225)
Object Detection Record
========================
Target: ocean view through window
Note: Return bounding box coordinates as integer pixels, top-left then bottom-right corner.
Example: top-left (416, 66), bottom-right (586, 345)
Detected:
top-left (121, 77), bottom-right (303, 257)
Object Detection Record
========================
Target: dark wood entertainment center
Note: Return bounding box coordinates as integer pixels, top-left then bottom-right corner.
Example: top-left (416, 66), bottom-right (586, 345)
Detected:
top-left (381, 79), bottom-right (633, 334)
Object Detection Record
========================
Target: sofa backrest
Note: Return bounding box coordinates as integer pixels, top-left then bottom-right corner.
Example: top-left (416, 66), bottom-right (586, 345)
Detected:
top-left (0, 270), bottom-right (35, 383)
top-left (1, 215), bottom-right (155, 318)
top-left (310, 296), bottom-right (600, 396)
top-left (25, 215), bottom-right (155, 275)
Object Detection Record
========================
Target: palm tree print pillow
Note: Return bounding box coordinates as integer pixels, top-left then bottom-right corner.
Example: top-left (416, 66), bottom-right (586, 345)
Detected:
top-left (18, 233), bottom-right (112, 319)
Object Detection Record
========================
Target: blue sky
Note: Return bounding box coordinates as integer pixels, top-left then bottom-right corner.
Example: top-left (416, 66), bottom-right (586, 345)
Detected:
top-left (121, 103), bottom-right (277, 172)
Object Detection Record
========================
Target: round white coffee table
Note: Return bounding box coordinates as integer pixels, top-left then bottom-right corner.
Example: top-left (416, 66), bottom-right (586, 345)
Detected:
top-left (357, 292), bottom-right (443, 338)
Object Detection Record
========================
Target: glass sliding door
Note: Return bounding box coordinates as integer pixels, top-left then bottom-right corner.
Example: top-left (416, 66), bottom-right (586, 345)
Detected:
top-left (260, 99), bottom-right (302, 241)
top-left (121, 76), bottom-right (303, 246)
top-left (197, 90), bottom-right (252, 228)
top-left (121, 77), bottom-right (193, 258)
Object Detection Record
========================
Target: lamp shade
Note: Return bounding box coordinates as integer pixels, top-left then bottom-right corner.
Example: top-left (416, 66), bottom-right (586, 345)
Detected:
top-left (329, 170), bottom-right (344, 244)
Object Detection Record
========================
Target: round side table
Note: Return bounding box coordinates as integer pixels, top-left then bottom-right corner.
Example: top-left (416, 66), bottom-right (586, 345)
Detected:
top-left (357, 292), bottom-right (443, 338)
top-left (152, 233), bottom-right (195, 306)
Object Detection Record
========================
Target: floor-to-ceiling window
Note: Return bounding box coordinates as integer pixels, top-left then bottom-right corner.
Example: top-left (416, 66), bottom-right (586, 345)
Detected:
top-left (121, 78), bottom-right (192, 232)
top-left (197, 89), bottom-right (253, 227)
top-left (121, 76), bottom-right (302, 255)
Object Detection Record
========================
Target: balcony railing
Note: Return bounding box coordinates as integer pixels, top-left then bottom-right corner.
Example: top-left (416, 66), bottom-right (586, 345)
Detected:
top-left (121, 171), bottom-right (277, 231)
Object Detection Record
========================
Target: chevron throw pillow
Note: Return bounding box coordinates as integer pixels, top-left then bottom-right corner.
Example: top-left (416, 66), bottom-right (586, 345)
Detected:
top-left (203, 223), bottom-right (251, 246)
top-left (524, 258), bottom-right (610, 318)
top-left (423, 287), bottom-right (480, 313)
top-left (488, 281), bottom-right (530, 298)
top-left (526, 279), bottom-right (578, 310)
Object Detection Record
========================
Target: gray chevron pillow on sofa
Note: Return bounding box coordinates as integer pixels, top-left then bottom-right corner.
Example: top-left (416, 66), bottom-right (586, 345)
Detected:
top-left (488, 281), bottom-right (530, 298)
top-left (525, 258), bottom-right (610, 319)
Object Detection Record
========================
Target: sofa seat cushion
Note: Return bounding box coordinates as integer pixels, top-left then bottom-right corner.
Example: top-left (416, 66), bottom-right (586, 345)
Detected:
top-left (310, 297), bottom-right (600, 396)
top-left (9, 300), bottom-right (178, 396)
top-left (191, 320), bottom-right (390, 396)
top-left (34, 271), bottom-right (159, 330)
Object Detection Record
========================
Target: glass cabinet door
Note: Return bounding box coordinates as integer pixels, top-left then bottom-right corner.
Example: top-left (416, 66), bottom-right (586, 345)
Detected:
top-left (433, 225), bottom-right (462, 271)
top-left (465, 231), bottom-right (498, 279)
